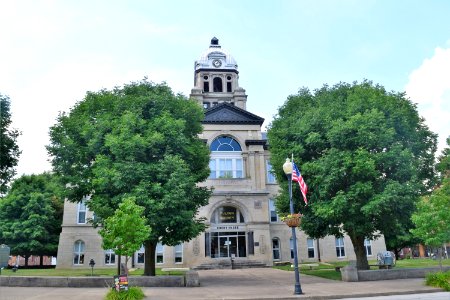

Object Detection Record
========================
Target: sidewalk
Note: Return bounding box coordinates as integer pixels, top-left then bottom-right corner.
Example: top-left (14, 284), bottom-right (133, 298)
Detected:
top-left (0, 268), bottom-right (447, 300)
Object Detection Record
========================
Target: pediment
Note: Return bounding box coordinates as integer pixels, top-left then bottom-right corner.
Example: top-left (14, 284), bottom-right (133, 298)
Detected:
top-left (203, 103), bottom-right (264, 125)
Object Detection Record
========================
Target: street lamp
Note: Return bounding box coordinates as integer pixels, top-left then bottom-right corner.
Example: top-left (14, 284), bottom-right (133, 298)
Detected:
top-left (283, 158), bottom-right (303, 295)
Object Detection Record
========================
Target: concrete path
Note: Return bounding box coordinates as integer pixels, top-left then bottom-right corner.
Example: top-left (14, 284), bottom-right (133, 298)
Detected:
top-left (0, 268), bottom-right (447, 300)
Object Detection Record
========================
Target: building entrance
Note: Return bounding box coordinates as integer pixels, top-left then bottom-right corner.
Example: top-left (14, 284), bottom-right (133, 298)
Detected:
top-left (211, 232), bottom-right (246, 258)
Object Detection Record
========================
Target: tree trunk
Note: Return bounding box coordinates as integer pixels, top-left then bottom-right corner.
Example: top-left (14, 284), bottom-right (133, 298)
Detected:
top-left (117, 255), bottom-right (121, 275)
top-left (349, 235), bottom-right (369, 270)
top-left (144, 240), bottom-right (157, 276)
top-left (394, 248), bottom-right (400, 260)
top-left (438, 247), bottom-right (443, 272)
top-left (40, 255), bottom-right (44, 267)
top-left (24, 255), bottom-right (29, 267)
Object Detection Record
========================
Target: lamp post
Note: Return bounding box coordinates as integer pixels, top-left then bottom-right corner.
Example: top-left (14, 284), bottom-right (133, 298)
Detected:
top-left (283, 158), bottom-right (303, 295)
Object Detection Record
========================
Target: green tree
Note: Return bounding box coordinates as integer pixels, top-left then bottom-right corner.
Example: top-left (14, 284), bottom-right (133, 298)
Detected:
top-left (47, 80), bottom-right (211, 276)
top-left (0, 94), bottom-right (21, 194)
top-left (99, 197), bottom-right (150, 275)
top-left (0, 173), bottom-right (64, 266)
top-left (268, 81), bottom-right (437, 270)
top-left (383, 221), bottom-right (421, 260)
top-left (411, 137), bottom-right (450, 270)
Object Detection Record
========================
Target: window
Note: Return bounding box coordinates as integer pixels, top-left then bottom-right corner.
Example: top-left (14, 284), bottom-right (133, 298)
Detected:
top-left (269, 199), bottom-right (279, 222)
top-left (266, 161), bottom-right (276, 183)
top-left (203, 102), bottom-right (210, 109)
top-left (73, 240), bottom-right (85, 265)
top-left (209, 136), bottom-right (243, 179)
top-left (210, 206), bottom-right (245, 224)
top-left (105, 249), bottom-right (116, 265)
top-left (174, 244), bottom-right (183, 263)
top-left (77, 200), bottom-right (87, 224)
top-left (272, 238), bottom-right (280, 260)
top-left (364, 239), bottom-right (372, 256)
top-left (227, 82), bottom-right (232, 92)
top-left (307, 238), bottom-right (315, 258)
top-left (203, 81), bottom-right (209, 92)
top-left (156, 243), bottom-right (164, 264)
top-left (213, 77), bottom-right (223, 92)
top-left (290, 238), bottom-right (296, 259)
top-left (136, 245), bottom-right (145, 264)
top-left (335, 237), bottom-right (345, 258)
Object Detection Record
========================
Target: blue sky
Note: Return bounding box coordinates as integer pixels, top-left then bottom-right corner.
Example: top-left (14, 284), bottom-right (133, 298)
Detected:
top-left (1, 0), bottom-right (449, 176)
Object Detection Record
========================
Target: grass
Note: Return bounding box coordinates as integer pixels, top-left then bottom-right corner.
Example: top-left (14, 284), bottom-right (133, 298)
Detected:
top-left (0, 267), bottom-right (186, 277)
top-left (393, 258), bottom-right (450, 269)
top-left (425, 270), bottom-right (450, 291)
top-left (105, 287), bottom-right (145, 300)
top-left (273, 258), bottom-right (450, 281)
top-left (273, 263), bottom-right (345, 281)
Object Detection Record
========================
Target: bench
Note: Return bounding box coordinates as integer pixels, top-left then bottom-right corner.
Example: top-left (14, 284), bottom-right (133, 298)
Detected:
top-left (302, 263), bottom-right (319, 270)
top-left (161, 267), bottom-right (190, 274)
top-left (369, 264), bottom-right (393, 269)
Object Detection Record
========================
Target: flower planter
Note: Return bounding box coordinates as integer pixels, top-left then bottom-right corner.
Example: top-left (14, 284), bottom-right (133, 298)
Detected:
top-left (283, 214), bottom-right (301, 227)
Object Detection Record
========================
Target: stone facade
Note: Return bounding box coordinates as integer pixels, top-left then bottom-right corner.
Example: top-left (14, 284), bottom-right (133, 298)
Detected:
top-left (56, 37), bottom-right (387, 269)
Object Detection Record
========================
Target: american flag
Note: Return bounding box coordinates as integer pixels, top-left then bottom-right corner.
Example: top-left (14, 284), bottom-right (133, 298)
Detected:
top-left (292, 162), bottom-right (308, 205)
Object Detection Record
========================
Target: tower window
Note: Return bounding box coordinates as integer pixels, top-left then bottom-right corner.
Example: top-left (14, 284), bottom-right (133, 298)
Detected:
top-left (203, 82), bottom-right (209, 92)
top-left (227, 75), bottom-right (232, 80)
top-left (227, 82), bottom-right (232, 92)
top-left (213, 77), bottom-right (223, 92)
top-left (203, 75), bottom-right (209, 80)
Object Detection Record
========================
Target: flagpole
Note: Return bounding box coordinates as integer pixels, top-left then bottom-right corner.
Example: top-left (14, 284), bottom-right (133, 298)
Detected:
top-left (283, 158), bottom-right (302, 295)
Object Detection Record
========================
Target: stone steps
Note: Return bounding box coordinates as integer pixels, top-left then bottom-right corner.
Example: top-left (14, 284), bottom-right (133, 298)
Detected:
top-left (193, 259), bottom-right (267, 270)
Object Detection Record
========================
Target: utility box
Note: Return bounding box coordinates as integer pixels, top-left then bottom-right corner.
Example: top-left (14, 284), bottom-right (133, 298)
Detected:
top-left (377, 251), bottom-right (394, 267)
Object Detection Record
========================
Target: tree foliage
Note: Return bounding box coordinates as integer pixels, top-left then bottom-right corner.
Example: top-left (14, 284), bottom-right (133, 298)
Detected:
top-left (0, 94), bottom-right (21, 194)
top-left (268, 81), bottom-right (437, 270)
top-left (99, 197), bottom-right (150, 274)
top-left (0, 173), bottom-right (64, 264)
top-left (411, 138), bottom-right (450, 268)
top-left (47, 80), bottom-right (211, 275)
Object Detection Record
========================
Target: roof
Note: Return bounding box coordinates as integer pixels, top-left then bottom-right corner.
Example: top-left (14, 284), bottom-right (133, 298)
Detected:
top-left (195, 37), bottom-right (238, 72)
top-left (203, 103), bottom-right (264, 125)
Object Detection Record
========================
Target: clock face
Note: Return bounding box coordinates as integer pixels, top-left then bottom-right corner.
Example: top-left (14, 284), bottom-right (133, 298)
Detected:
top-left (212, 59), bottom-right (222, 68)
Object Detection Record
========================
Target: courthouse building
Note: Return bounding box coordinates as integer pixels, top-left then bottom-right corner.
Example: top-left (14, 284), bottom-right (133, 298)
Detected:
top-left (56, 38), bottom-right (387, 269)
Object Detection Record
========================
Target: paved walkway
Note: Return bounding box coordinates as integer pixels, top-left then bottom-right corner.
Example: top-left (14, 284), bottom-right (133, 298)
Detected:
top-left (0, 268), bottom-right (447, 300)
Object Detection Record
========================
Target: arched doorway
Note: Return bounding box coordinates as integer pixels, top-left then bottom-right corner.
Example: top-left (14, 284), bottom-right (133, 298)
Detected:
top-left (208, 206), bottom-right (247, 258)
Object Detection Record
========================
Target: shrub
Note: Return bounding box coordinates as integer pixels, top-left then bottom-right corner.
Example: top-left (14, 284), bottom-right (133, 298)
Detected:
top-left (105, 287), bottom-right (145, 300)
top-left (425, 271), bottom-right (450, 291)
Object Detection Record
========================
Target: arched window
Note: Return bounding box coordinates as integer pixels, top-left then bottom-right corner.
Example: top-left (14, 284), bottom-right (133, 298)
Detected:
top-left (73, 240), bottom-right (85, 265)
top-left (213, 77), bottom-right (223, 92)
top-left (209, 136), bottom-right (243, 179)
top-left (210, 206), bottom-right (245, 224)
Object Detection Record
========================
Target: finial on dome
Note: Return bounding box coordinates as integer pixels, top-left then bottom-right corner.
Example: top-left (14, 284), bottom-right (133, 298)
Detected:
top-left (210, 37), bottom-right (220, 47)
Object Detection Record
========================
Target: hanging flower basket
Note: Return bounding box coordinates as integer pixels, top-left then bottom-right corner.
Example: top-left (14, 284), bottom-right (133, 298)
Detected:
top-left (282, 214), bottom-right (302, 227)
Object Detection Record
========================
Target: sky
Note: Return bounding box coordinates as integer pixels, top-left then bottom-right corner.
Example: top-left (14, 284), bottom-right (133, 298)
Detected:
top-left (1, 0), bottom-right (450, 177)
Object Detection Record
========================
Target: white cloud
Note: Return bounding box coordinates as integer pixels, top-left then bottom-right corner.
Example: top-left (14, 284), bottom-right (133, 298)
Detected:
top-left (405, 45), bottom-right (450, 154)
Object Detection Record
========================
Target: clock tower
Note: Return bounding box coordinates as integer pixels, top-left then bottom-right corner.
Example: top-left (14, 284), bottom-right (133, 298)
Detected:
top-left (190, 37), bottom-right (248, 110)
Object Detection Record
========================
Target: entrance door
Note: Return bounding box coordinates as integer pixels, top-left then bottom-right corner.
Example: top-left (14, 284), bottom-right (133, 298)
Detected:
top-left (210, 231), bottom-right (246, 258)
top-left (219, 236), bottom-right (238, 258)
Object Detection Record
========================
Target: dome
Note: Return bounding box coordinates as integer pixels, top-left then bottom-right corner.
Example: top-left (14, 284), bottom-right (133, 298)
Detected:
top-left (195, 37), bottom-right (238, 72)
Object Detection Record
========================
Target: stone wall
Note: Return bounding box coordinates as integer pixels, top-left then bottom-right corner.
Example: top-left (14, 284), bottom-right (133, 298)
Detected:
top-left (0, 271), bottom-right (200, 287)
top-left (341, 265), bottom-right (450, 282)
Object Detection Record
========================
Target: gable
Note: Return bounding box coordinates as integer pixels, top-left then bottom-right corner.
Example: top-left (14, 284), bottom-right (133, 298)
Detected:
top-left (203, 103), bottom-right (264, 125)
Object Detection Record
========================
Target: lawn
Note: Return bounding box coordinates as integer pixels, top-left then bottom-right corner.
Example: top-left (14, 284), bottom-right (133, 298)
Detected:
top-left (274, 263), bottom-right (345, 281)
top-left (274, 258), bottom-right (450, 281)
top-left (0, 267), bottom-right (186, 277)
